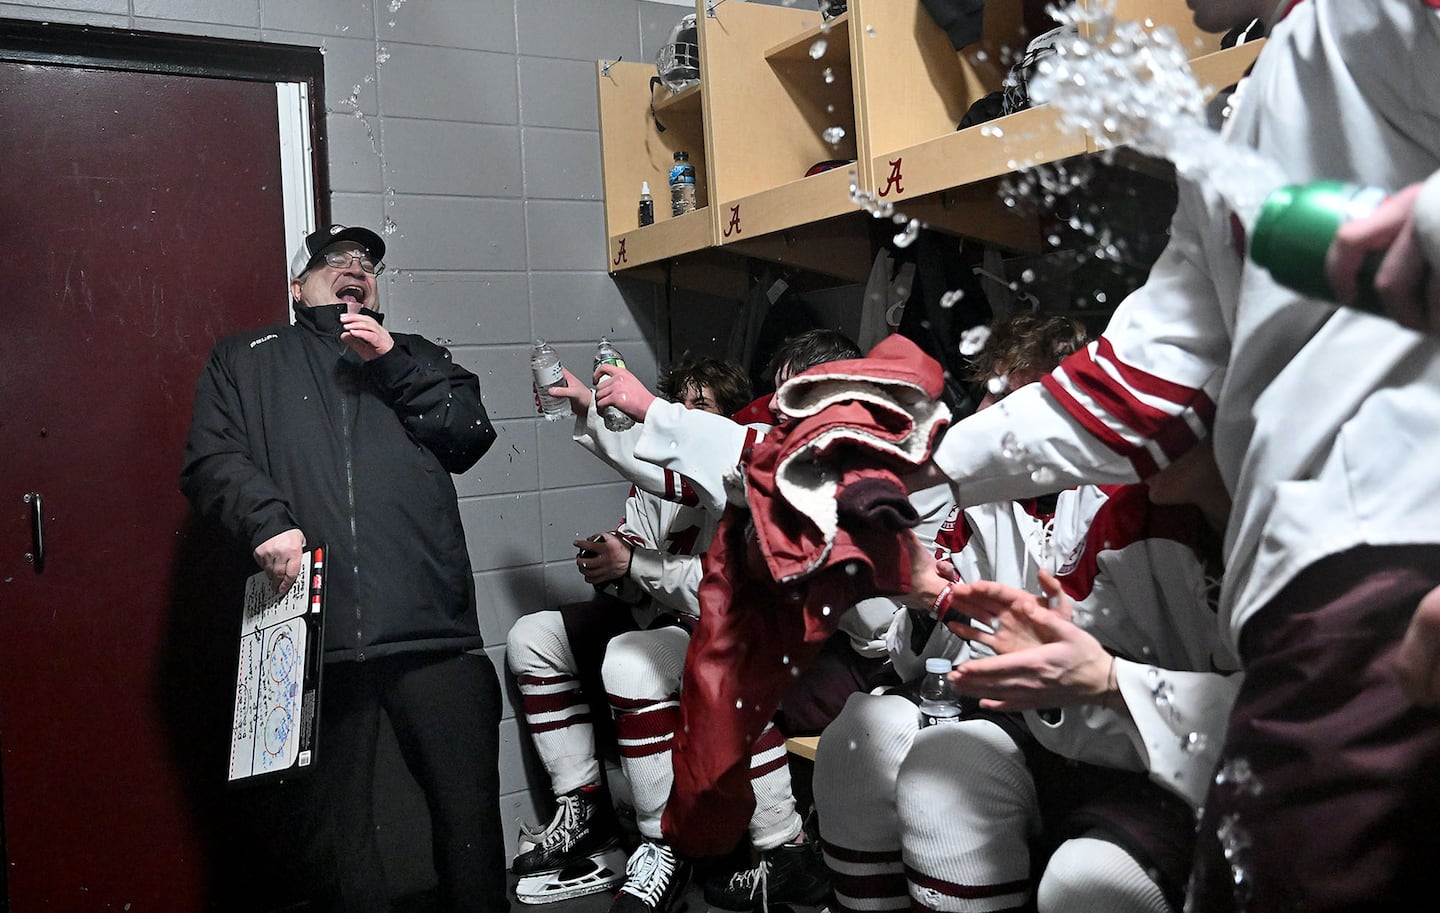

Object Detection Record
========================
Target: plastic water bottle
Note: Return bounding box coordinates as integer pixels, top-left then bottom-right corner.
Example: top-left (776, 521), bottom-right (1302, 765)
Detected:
top-left (531, 340), bottom-right (569, 421)
top-left (919, 657), bottom-right (962, 726)
top-left (670, 151), bottom-right (696, 217)
top-left (593, 338), bottom-right (636, 432)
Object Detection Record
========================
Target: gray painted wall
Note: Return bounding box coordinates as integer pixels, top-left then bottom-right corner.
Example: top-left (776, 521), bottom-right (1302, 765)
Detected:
top-left (0, 0), bottom-right (721, 898)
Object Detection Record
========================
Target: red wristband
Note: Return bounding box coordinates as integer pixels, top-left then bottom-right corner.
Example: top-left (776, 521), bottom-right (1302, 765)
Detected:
top-left (931, 582), bottom-right (955, 618)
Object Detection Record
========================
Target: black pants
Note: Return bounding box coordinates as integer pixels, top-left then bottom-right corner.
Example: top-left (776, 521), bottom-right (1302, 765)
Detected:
top-left (250, 650), bottom-right (508, 913)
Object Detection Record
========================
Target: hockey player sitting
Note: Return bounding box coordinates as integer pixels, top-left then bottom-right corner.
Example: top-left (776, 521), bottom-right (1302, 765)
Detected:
top-left (506, 355), bottom-right (750, 904)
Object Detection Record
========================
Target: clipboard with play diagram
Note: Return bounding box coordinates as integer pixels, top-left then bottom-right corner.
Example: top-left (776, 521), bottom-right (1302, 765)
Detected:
top-left (228, 545), bottom-right (326, 784)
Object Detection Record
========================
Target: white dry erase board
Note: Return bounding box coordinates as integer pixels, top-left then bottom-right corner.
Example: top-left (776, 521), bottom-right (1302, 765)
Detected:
top-left (228, 545), bottom-right (326, 784)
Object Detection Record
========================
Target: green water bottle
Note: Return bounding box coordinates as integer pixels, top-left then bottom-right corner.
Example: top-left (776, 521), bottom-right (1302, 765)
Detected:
top-left (1249, 181), bottom-right (1389, 313)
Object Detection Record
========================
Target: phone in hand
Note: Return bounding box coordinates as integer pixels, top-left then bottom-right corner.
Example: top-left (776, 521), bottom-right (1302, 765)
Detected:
top-left (577, 533), bottom-right (606, 559)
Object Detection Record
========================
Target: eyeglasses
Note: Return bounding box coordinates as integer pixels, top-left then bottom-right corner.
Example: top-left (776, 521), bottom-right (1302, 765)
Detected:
top-left (319, 249), bottom-right (385, 276)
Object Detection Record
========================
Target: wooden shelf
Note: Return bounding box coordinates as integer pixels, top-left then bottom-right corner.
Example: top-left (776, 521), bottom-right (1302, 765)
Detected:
top-left (597, 58), bottom-right (712, 271)
top-left (714, 165), bottom-right (857, 248)
top-left (1190, 39), bottom-right (1264, 98)
top-left (606, 207), bottom-right (713, 273)
top-left (596, 0), bottom-right (1261, 284)
top-left (653, 81), bottom-right (701, 117)
top-left (765, 10), bottom-right (850, 63)
top-left (867, 104), bottom-right (1086, 206)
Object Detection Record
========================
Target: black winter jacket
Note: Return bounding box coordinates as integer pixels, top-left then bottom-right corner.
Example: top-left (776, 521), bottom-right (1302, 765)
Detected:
top-left (180, 303), bottom-right (496, 661)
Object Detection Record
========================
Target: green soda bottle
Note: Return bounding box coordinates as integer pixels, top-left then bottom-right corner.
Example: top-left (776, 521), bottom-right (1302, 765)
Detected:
top-left (1248, 181), bottom-right (1389, 313)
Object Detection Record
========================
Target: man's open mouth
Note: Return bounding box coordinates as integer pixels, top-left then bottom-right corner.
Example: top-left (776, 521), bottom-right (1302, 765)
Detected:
top-left (337, 284), bottom-right (366, 305)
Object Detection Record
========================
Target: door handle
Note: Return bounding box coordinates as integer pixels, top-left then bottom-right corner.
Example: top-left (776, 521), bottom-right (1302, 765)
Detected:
top-left (24, 491), bottom-right (44, 572)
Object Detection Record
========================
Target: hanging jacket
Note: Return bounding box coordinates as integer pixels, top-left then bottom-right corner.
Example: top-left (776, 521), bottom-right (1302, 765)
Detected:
top-left (180, 302), bottom-right (496, 661)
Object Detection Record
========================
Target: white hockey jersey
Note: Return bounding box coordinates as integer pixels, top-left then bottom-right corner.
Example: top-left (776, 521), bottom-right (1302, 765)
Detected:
top-left (909, 485), bottom-right (1240, 807)
top-left (931, 0), bottom-right (1440, 656)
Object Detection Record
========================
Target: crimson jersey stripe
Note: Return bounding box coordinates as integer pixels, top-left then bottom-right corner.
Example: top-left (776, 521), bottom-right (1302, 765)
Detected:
top-left (1046, 339), bottom-right (1216, 474)
top-left (663, 469), bottom-right (701, 506)
top-left (1092, 338), bottom-right (1206, 405)
top-left (1042, 374), bottom-right (1160, 477)
top-left (1060, 342), bottom-right (1183, 437)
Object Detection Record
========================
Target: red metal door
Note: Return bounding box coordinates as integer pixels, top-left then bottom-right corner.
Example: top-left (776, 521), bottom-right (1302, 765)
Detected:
top-left (0, 44), bottom-right (315, 909)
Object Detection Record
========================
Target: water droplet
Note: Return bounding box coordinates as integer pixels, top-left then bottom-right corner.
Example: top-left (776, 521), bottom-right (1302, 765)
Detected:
top-left (958, 324), bottom-right (989, 354)
top-left (822, 67), bottom-right (835, 84)
top-left (808, 38), bottom-right (828, 59)
top-left (822, 125), bottom-right (846, 146)
top-left (892, 218), bottom-right (921, 248)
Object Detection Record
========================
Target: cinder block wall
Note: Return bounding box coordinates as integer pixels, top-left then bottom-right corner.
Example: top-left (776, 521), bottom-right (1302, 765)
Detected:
top-left (2, 0), bottom-right (710, 897)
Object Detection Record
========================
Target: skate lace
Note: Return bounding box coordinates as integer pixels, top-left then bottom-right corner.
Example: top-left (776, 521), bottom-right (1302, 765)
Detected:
top-left (537, 794), bottom-right (584, 852)
top-left (723, 858), bottom-right (770, 910)
top-left (621, 842), bottom-right (678, 906)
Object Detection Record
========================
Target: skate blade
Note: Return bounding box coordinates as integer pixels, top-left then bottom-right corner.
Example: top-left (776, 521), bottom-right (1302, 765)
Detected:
top-left (514, 846), bottom-right (629, 905)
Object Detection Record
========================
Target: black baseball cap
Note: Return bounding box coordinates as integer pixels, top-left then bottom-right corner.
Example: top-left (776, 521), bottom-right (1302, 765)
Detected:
top-left (289, 224), bottom-right (386, 278)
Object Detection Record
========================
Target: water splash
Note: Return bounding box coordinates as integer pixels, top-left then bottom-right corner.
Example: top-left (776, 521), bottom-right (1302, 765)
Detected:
top-left (1214, 757), bottom-right (1264, 800)
top-left (1026, 0), bottom-right (1285, 229)
top-left (1147, 666), bottom-right (1181, 725)
top-left (893, 218), bottom-right (921, 249)
top-left (958, 324), bottom-right (990, 354)
top-left (1215, 813), bottom-right (1255, 909)
top-left (849, 170), bottom-right (896, 221)
top-left (822, 125), bottom-right (847, 146)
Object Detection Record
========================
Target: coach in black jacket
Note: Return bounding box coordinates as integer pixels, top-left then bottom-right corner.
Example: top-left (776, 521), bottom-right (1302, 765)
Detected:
top-left (181, 224), bottom-right (507, 913)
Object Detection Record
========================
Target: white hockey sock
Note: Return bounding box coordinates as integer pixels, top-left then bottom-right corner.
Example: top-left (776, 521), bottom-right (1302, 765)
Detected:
top-left (507, 610), bottom-right (600, 795)
top-left (748, 722), bottom-right (802, 851)
top-left (898, 718), bottom-right (1036, 913)
top-left (1038, 835), bottom-right (1171, 913)
top-left (814, 694), bottom-right (923, 913)
top-left (603, 627), bottom-right (690, 840)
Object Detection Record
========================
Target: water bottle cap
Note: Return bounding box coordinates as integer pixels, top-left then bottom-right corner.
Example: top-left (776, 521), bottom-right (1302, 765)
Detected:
top-left (674, 150), bottom-right (689, 161)
top-left (924, 657), bottom-right (952, 674)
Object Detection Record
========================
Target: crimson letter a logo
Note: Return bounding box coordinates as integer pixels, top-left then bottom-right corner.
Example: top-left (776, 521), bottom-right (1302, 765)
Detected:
top-left (879, 158), bottom-right (904, 198)
top-left (724, 204), bottom-right (743, 238)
